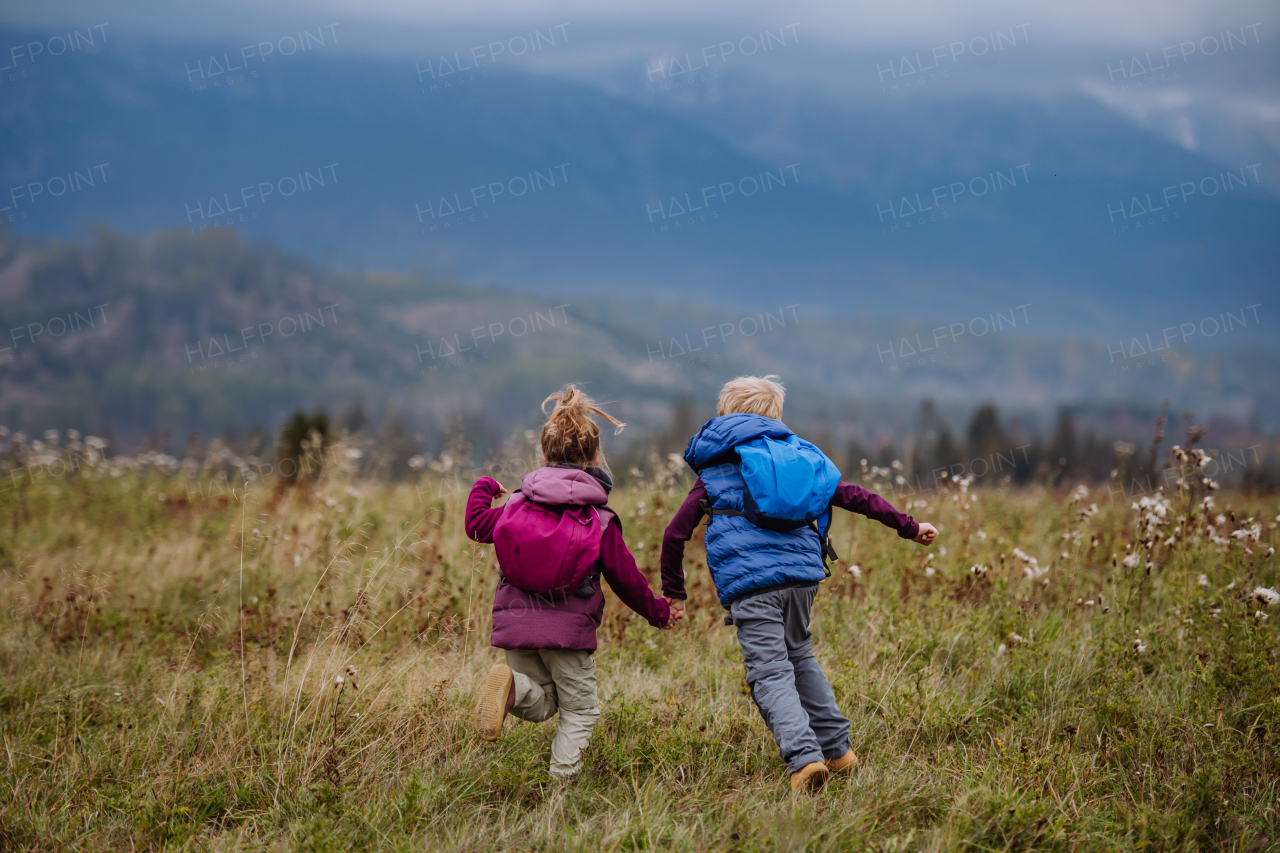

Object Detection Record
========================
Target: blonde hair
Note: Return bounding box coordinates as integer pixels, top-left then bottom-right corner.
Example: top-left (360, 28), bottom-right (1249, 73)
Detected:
top-left (717, 375), bottom-right (785, 420)
top-left (540, 385), bottom-right (625, 469)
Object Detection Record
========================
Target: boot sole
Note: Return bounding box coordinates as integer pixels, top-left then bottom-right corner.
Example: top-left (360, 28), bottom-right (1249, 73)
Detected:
top-left (790, 762), bottom-right (830, 793)
top-left (475, 663), bottom-right (513, 741)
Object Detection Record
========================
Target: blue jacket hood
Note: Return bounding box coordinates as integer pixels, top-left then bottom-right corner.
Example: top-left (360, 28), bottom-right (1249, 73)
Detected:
top-left (684, 414), bottom-right (793, 470)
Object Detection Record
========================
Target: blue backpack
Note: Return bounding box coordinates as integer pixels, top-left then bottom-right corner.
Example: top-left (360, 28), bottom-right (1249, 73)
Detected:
top-left (701, 433), bottom-right (842, 565)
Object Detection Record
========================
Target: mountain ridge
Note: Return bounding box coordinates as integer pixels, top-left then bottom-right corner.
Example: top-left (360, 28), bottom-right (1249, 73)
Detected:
top-left (1, 27), bottom-right (1276, 338)
top-left (1, 227), bottom-right (1275, 451)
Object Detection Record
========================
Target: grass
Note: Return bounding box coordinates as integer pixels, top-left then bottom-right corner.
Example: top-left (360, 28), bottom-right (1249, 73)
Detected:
top-left (0, 460), bottom-right (1277, 851)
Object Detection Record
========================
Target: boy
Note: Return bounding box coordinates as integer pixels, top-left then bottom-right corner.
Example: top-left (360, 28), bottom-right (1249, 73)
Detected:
top-left (660, 375), bottom-right (938, 791)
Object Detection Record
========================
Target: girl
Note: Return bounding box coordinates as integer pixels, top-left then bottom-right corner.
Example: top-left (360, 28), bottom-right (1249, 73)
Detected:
top-left (465, 385), bottom-right (678, 778)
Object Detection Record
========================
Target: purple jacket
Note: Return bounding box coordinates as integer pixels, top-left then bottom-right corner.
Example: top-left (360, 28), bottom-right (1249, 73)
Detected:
top-left (466, 468), bottom-right (670, 651)
top-left (660, 479), bottom-right (919, 599)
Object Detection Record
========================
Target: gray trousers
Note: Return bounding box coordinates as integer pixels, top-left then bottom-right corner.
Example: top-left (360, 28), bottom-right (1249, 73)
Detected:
top-left (504, 648), bottom-right (600, 776)
top-left (730, 582), bottom-right (851, 773)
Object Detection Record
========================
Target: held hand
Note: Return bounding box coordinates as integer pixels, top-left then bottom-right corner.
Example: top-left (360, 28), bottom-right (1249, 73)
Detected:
top-left (913, 522), bottom-right (939, 546)
top-left (662, 598), bottom-right (686, 629)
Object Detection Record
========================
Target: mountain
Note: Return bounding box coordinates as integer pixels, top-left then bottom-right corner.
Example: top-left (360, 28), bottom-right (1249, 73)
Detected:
top-left (1, 26), bottom-right (1277, 339)
top-left (1, 228), bottom-right (1275, 455)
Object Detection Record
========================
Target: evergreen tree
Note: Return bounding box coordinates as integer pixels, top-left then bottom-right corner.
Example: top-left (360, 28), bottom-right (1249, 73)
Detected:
top-left (966, 403), bottom-right (1004, 473)
top-left (371, 408), bottom-right (419, 481)
top-left (338, 399), bottom-right (368, 435)
top-left (912, 399), bottom-right (939, 484)
top-left (660, 396), bottom-right (697, 457)
top-left (277, 408), bottom-right (329, 482)
top-left (1048, 407), bottom-right (1077, 482)
top-left (932, 423), bottom-right (960, 484)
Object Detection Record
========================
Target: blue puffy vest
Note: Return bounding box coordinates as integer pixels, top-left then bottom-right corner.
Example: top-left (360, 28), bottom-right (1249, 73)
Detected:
top-left (684, 414), bottom-right (836, 606)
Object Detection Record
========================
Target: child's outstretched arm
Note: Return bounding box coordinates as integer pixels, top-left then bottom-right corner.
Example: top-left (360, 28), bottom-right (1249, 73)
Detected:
top-left (464, 476), bottom-right (508, 544)
top-left (658, 479), bottom-right (707, 619)
top-left (599, 521), bottom-right (674, 628)
top-left (832, 482), bottom-right (937, 544)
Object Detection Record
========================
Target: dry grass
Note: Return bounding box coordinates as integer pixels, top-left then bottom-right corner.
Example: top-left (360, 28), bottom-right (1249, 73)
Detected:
top-left (0, 461), bottom-right (1278, 851)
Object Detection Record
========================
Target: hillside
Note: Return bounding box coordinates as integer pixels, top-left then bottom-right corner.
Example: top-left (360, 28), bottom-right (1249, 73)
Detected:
top-left (1, 228), bottom-right (1276, 459)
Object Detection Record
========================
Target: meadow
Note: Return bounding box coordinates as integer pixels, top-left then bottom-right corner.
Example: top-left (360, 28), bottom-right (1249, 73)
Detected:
top-left (0, 439), bottom-right (1277, 851)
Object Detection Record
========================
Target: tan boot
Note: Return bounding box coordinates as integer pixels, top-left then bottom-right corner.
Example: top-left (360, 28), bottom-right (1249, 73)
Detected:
top-left (475, 663), bottom-right (515, 741)
top-left (827, 748), bottom-right (858, 774)
top-left (790, 761), bottom-right (830, 792)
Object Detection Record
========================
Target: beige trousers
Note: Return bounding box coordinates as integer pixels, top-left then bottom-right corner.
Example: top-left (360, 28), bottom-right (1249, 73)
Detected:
top-left (504, 648), bottom-right (600, 776)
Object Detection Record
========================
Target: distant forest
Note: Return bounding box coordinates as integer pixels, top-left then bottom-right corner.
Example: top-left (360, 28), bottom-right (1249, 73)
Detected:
top-left (0, 226), bottom-right (1275, 493)
top-left (350, 397), bottom-right (1277, 493)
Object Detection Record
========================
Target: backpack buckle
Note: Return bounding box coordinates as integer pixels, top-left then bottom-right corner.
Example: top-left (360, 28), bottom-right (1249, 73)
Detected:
top-left (806, 520), bottom-right (839, 576)
top-left (573, 572), bottom-right (597, 598)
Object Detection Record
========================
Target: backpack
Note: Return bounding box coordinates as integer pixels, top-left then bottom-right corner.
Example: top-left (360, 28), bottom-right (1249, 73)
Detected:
top-left (492, 493), bottom-right (613, 597)
top-left (700, 434), bottom-right (842, 564)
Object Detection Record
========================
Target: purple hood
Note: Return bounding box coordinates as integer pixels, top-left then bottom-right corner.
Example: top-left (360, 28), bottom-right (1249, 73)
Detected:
top-left (519, 466), bottom-right (611, 506)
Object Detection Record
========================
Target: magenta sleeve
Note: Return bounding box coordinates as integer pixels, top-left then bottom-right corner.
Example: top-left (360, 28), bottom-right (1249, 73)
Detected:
top-left (831, 481), bottom-right (918, 538)
top-left (464, 477), bottom-right (506, 543)
top-left (599, 521), bottom-right (670, 628)
top-left (659, 479), bottom-right (706, 600)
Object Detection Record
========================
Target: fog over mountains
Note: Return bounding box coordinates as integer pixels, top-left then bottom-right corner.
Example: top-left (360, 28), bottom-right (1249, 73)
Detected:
top-left (1, 18), bottom-right (1277, 341)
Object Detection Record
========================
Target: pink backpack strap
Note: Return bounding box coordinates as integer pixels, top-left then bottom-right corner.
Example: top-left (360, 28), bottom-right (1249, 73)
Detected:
top-left (591, 506), bottom-right (616, 531)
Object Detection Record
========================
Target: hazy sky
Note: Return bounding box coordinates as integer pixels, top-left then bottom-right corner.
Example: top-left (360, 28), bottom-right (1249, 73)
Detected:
top-left (3, 0), bottom-right (1277, 50)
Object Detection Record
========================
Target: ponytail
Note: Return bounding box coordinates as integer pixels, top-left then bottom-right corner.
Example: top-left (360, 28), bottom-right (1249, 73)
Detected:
top-left (540, 385), bottom-right (625, 470)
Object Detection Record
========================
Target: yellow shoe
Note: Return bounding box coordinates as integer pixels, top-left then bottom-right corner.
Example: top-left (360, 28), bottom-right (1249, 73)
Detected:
top-left (475, 663), bottom-right (514, 741)
top-left (790, 761), bottom-right (830, 792)
top-left (827, 748), bottom-right (858, 774)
